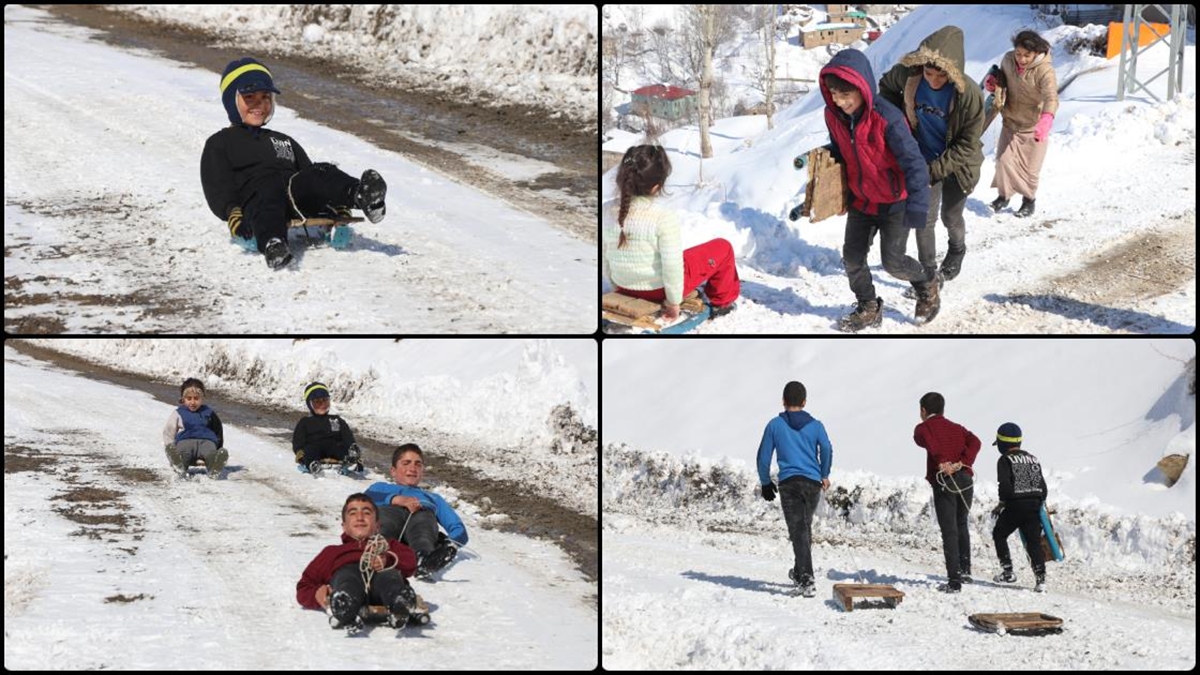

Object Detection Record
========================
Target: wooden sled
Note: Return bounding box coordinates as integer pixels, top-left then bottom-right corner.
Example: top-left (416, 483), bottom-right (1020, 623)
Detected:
top-left (601, 292), bottom-right (710, 334)
top-left (832, 583), bottom-right (904, 612)
top-left (363, 596), bottom-right (431, 626)
top-left (968, 612), bottom-right (1063, 635)
top-left (793, 146), bottom-right (847, 223)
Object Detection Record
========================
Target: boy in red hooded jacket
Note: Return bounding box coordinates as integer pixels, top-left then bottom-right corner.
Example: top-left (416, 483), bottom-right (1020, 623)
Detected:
top-left (817, 48), bottom-right (939, 331)
top-left (297, 493), bottom-right (420, 631)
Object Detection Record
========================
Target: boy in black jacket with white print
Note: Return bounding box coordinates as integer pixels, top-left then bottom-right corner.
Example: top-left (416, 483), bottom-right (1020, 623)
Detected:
top-left (990, 422), bottom-right (1049, 592)
top-left (293, 382), bottom-right (362, 475)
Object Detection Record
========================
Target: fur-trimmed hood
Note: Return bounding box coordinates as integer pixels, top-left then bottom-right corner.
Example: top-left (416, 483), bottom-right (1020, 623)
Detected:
top-left (897, 25), bottom-right (968, 93)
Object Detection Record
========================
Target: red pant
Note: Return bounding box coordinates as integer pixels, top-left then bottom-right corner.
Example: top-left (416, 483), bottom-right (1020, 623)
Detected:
top-left (617, 238), bottom-right (740, 307)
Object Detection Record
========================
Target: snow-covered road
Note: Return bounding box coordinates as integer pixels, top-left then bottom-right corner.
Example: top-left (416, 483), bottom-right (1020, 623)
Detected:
top-left (4, 347), bottom-right (597, 669)
top-left (4, 6), bottom-right (596, 333)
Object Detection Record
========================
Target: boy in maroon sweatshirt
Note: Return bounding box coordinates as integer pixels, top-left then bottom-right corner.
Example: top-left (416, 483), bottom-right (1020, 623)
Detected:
top-left (913, 391), bottom-right (981, 592)
top-left (297, 493), bottom-right (420, 630)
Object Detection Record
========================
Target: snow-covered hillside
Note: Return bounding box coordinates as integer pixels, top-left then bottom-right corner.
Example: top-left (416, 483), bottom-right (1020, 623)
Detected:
top-left (602, 5), bottom-right (1196, 333)
top-left (601, 337), bottom-right (1195, 669)
top-left (4, 347), bottom-right (596, 669)
top-left (4, 5), bottom-right (596, 333)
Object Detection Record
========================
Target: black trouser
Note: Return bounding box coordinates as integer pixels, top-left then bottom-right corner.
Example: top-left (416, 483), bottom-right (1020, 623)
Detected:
top-left (377, 505), bottom-right (439, 556)
top-left (992, 499), bottom-right (1046, 575)
top-left (241, 162), bottom-right (359, 252)
top-left (843, 206), bottom-right (933, 304)
top-left (931, 469), bottom-right (973, 582)
top-left (913, 176), bottom-right (968, 274)
top-left (779, 476), bottom-right (822, 585)
top-left (328, 563), bottom-right (411, 623)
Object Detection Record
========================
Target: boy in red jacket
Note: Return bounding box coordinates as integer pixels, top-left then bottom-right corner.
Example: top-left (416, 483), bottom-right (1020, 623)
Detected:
top-left (913, 391), bottom-right (980, 592)
top-left (817, 48), bottom-right (939, 331)
top-left (297, 493), bottom-right (420, 630)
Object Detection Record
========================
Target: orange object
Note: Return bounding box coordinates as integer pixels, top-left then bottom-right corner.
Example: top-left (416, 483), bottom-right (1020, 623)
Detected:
top-left (1106, 21), bottom-right (1171, 59)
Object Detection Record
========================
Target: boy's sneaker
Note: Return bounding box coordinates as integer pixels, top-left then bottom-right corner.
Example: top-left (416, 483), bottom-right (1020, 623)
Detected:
top-left (904, 271), bottom-right (943, 299)
top-left (416, 537), bottom-right (458, 579)
top-left (990, 195), bottom-right (1010, 212)
top-left (839, 297), bottom-right (883, 333)
top-left (993, 568), bottom-right (1017, 584)
top-left (1014, 198), bottom-right (1036, 218)
top-left (787, 569), bottom-right (816, 597)
top-left (937, 580), bottom-right (962, 593)
top-left (263, 237), bottom-right (293, 270)
top-left (708, 302), bottom-right (736, 320)
top-left (205, 447), bottom-right (229, 478)
top-left (307, 460), bottom-right (326, 477)
top-left (353, 169), bottom-right (387, 224)
top-left (940, 245), bottom-right (967, 281)
top-left (341, 444), bottom-right (364, 475)
top-left (165, 444), bottom-right (186, 475)
top-left (327, 590), bottom-right (360, 630)
top-left (1034, 572), bottom-right (1047, 593)
top-left (387, 584), bottom-right (419, 628)
top-left (960, 572), bottom-right (974, 584)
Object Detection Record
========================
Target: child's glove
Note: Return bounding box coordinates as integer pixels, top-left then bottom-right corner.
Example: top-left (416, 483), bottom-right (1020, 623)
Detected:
top-left (983, 74), bottom-right (997, 92)
top-left (227, 207), bottom-right (245, 237)
top-left (1033, 112), bottom-right (1054, 142)
top-left (990, 502), bottom-right (1005, 517)
top-left (761, 482), bottom-right (777, 501)
top-left (294, 450), bottom-right (305, 464)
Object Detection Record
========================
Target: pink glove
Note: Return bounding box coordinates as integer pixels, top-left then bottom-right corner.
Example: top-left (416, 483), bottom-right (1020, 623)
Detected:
top-left (1033, 112), bottom-right (1054, 142)
top-left (983, 74), bottom-right (997, 92)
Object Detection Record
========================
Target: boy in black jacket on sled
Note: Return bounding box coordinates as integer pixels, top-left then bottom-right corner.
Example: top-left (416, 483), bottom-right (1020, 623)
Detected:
top-left (200, 57), bottom-right (388, 270)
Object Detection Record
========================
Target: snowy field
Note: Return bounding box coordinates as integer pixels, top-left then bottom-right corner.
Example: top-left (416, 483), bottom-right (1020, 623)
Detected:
top-left (601, 338), bottom-right (1195, 669)
top-left (602, 4), bottom-right (1196, 334)
top-left (4, 5), bottom-right (596, 333)
top-left (4, 343), bottom-right (598, 669)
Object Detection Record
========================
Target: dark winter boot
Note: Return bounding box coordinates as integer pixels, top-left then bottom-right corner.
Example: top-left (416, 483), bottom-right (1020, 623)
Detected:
top-left (206, 447), bottom-right (229, 479)
top-left (937, 580), bottom-right (962, 593)
top-left (352, 169), bottom-right (388, 224)
top-left (1014, 198), bottom-right (1036, 218)
top-left (416, 534), bottom-right (459, 579)
top-left (387, 584), bottom-right (418, 628)
top-left (788, 569), bottom-right (816, 597)
top-left (838, 298), bottom-right (883, 333)
top-left (905, 268), bottom-right (943, 299)
top-left (341, 443), bottom-right (364, 475)
top-left (263, 237), bottom-right (294, 270)
top-left (940, 244), bottom-right (966, 281)
top-left (1033, 567), bottom-right (1047, 593)
top-left (993, 566), bottom-right (1017, 583)
top-left (914, 281), bottom-right (941, 325)
top-left (989, 195), bottom-right (1009, 212)
top-left (328, 590), bottom-right (361, 630)
top-left (708, 302), bottom-right (736, 320)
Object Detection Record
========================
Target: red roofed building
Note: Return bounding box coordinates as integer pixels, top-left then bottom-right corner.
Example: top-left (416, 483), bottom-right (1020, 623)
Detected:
top-left (631, 84), bottom-right (698, 121)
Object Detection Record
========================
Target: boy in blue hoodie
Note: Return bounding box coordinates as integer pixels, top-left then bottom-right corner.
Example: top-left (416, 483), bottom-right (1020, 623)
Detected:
top-left (817, 48), bottom-right (938, 331)
top-left (757, 381), bottom-right (833, 597)
top-left (162, 378), bottom-right (228, 479)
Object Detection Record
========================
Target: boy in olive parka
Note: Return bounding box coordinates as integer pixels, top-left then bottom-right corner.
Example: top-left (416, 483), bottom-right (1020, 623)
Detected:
top-left (878, 26), bottom-right (984, 285)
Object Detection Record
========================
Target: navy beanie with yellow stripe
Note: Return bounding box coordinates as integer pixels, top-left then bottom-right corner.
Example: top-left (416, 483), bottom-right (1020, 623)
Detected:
top-left (220, 57), bottom-right (281, 125)
top-left (304, 382), bottom-right (331, 413)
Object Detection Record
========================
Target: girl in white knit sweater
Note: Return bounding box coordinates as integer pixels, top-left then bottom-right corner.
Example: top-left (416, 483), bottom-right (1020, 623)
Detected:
top-left (602, 145), bottom-right (739, 320)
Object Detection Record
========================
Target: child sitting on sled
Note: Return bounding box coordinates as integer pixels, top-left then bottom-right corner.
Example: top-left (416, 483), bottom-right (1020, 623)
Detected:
top-left (293, 382), bottom-right (363, 475)
top-left (162, 378), bottom-right (228, 478)
top-left (200, 57), bottom-right (388, 270)
top-left (296, 493), bottom-right (422, 631)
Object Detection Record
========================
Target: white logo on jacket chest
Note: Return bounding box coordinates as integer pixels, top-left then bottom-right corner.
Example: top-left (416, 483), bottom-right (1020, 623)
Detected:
top-left (329, 418), bottom-right (340, 432)
top-left (271, 137), bottom-right (295, 162)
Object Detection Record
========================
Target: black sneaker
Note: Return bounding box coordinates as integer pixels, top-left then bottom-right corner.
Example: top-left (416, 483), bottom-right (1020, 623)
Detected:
top-left (263, 237), bottom-right (294, 269)
top-left (387, 585), bottom-right (417, 628)
top-left (416, 539), bottom-right (459, 578)
top-left (708, 302), bottom-right (736, 320)
top-left (1014, 198), bottom-right (1036, 218)
top-left (960, 572), bottom-right (974, 584)
top-left (940, 245), bottom-right (966, 281)
top-left (838, 297), bottom-right (883, 332)
top-left (353, 169), bottom-right (387, 224)
top-left (937, 580), bottom-right (962, 593)
top-left (328, 590), bottom-right (360, 630)
top-left (993, 569), bottom-right (1017, 583)
top-left (990, 195), bottom-right (1010, 212)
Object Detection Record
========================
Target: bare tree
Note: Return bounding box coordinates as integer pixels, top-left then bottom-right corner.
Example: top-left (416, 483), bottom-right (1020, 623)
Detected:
top-left (761, 4), bottom-right (777, 130)
top-left (682, 5), bottom-right (736, 159)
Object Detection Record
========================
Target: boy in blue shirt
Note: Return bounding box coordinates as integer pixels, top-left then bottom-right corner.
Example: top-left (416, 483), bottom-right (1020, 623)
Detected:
top-left (366, 443), bottom-right (468, 579)
top-left (757, 381), bottom-right (833, 597)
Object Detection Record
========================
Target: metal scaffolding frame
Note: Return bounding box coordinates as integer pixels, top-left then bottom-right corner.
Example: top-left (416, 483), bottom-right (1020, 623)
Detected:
top-left (1116, 4), bottom-right (1187, 102)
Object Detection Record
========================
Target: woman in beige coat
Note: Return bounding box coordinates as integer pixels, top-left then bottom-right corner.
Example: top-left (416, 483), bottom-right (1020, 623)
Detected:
top-left (985, 30), bottom-right (1058, 218)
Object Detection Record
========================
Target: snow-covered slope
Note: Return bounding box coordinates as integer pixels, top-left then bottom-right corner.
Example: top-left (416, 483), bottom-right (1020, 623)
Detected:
top-left (4, 347), bottom-right (596, 669)
top-left (602, 5), bottom-right (1196, 333)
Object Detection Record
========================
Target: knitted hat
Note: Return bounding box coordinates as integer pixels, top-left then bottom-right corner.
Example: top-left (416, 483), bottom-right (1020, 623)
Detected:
top-left (992, 422), bottom-right (1023, 450)
top-left (304, 382), bottom-right (330, 413)
top-left (220, 57), bottom-right (281, 125)
top-left (180, 377), bottom-right (205, 401)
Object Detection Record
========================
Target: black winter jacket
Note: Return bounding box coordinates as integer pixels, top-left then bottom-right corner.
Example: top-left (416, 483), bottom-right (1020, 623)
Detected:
top-left (200, 125), bottom-right (312, 220)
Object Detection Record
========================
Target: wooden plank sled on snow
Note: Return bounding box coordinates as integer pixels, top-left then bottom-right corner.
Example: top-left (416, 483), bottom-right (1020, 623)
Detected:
top-left (968, 612), bottom-right (1063, 635)
top-left (832, 583), bottom-right (904, 612)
